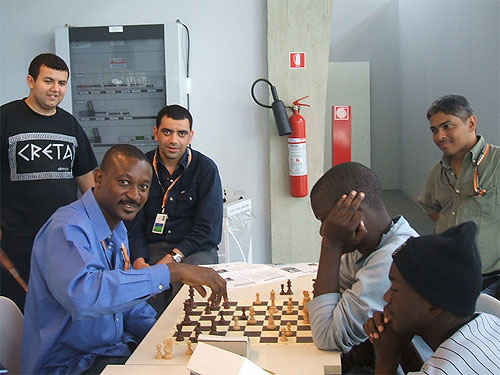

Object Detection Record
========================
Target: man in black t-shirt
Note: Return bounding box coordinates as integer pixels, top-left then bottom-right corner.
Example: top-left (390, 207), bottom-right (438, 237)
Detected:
top-left (0, 53), bottom-right (97, 310)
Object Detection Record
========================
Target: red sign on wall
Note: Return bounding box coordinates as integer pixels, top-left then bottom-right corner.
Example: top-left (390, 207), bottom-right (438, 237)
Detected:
top-left (332, 105), bottom-right (352, 166)
top-left (290, 52), bottom-right (306, 69)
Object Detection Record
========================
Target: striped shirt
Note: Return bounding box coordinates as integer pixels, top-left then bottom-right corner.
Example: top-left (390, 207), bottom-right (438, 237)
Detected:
top-left (410, 313), bottom-right (500, 375)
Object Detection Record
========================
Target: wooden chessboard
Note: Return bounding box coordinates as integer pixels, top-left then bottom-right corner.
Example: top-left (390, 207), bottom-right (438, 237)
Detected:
top-left (170, 299), bottom-right (313, 345)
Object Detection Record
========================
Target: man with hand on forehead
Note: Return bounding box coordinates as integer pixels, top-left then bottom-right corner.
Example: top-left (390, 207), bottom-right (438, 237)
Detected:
top-left (21, 144), bottom-right (227, 375)
top-left (307, 162), bottom-right (423, 371)
top-left (364, 221), bottom-right (500, 374)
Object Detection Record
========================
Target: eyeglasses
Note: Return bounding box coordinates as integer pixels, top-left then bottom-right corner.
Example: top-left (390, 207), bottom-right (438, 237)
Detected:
top-left (443, 143), bottom-right (490, 197)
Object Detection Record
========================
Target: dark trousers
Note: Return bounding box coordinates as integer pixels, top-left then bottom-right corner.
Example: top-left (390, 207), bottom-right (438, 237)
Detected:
top-left (0, 233), bottom-right (33, 312)
top-left (147, 243), bottom-right (219, 315)
top-left (82, 342), bottom-right (137, 375)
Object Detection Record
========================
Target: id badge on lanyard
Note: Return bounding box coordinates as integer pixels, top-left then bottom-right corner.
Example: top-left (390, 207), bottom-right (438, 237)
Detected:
top-left (152, 213), bottom-right (168, 234)
top-left (151, 148), bottom-right (192, 235)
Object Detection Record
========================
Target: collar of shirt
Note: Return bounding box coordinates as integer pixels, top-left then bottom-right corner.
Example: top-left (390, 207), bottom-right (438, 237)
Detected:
top-left (441, 135), bottom-right (485, 169)
top-left (80, 189), bottom-right (127, 243)
top-left (155, 147), bottom-right (190, 179)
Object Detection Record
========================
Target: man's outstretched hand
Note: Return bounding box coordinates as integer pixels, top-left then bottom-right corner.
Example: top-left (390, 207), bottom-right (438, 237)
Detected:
top-left (167, 263), bottom-right (228, 305)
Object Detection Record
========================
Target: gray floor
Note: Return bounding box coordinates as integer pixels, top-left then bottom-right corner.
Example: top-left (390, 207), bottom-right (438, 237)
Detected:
top-left (382, 189), bottom-right (434, 235)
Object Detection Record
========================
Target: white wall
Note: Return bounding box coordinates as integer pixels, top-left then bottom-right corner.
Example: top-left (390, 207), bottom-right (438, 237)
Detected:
top-left (329, 0), bottom-right (401, 189)
top-left (0, 0), bottom-right (272, 263)
top-left (399, 0), bottom-right (500, 199)
top-left (330, 0), bottom-right (499, 199)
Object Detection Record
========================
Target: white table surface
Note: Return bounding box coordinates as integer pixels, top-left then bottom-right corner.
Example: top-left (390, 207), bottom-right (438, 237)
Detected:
top-left (101, 364), bottom-right (188, 374)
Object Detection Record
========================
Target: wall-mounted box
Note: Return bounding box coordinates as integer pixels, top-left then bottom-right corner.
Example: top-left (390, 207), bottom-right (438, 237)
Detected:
top-left (55, 23), bottom-right (187, 161)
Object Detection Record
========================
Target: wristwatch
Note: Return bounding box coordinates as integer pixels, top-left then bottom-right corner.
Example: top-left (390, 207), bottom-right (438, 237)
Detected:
top-left (169, 251), bottom-right (183, 263)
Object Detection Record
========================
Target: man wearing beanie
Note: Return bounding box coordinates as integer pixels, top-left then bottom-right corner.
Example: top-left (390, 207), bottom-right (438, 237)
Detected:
top-left (363, 221), bottom-right (500, 374)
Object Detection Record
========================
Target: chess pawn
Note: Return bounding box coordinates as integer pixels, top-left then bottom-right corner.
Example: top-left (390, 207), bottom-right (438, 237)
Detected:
top-left (302, 307), bottom-right (310, 325)
top-left (248, 306), bottom-right (257, 325)
top-left (185, 339), bottom-right (193, 356)
top-left (219, 310), bottom-right (227, 324)
top-left (155, 344), bottom-right (163, 359)
top-left (255, 293), bottom-right (261, 305)
top-left (233, 316), bottom-right (241, 330)
top-left (267, 309), bottom-right (276, 330)
top-left (287, 297), bottom-right (293, 314)
top-left (209, 318), bottom-right (218, 335)
top-left (193, 322), bottom-right (202, 342)
top-left (286, 322), bottom-right (293, 337)
top-left (204, 303), bottom-right (212, 314)
top-left (280, 283), bottom-right (286, 295)
top-left (280, 327), bottom-right (288, 342)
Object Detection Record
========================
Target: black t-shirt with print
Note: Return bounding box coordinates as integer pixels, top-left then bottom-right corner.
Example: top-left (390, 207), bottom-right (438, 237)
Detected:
top-left (0, 99), bottom-right (97, 238)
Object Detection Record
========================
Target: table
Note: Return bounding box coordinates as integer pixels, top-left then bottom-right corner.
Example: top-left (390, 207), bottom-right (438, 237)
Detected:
top-left (125, 274), bottom-right (341, 374)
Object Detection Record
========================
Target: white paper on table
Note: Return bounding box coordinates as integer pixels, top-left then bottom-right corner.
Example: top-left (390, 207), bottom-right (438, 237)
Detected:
top-left (201, 262), bottom-right (316, 291)
top-left (187, 342), bottom-right (270, 375)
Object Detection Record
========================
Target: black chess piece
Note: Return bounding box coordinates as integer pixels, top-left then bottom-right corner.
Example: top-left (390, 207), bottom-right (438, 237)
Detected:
top-left (286, 279), bottom-right (293, 295)
top-left (182, 300), bottom-right (192, 324)
top-left (219, 310), bottom-right (227, 324)
top-left (240, 307), bottom-right (248, 320)
top-left (280, 283), bottom-right (286, 295)
top-left (192, 322), bottom-right (202, 343)
top-left (188, 286), bottom-right (197, 308)
top-left (210, 298), bottom-right (218, 310)
top-left (204, 302), bottom-right (212, 314)
top-left (175, 323), bottom-right (185, 341)
top-left (209, 318), bottom-right (218, 335)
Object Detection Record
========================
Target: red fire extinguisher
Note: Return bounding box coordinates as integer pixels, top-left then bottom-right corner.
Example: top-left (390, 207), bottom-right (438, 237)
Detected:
top-left (288, 96), bottom-right (310, 197)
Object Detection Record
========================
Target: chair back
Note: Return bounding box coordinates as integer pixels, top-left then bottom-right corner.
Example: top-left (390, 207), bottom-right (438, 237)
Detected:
top-left (476, 293), bottom-right (500, 317)
top-left (0, 296), bottom-right (23, 374)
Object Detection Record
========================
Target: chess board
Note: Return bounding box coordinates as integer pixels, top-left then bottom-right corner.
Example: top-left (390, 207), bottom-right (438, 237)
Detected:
top-left (170, 299), bottom-right (314, 345)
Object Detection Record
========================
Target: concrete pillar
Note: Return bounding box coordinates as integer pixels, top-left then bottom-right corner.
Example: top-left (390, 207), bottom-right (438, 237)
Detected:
top-left (267, 0), bottom-right (333, 262)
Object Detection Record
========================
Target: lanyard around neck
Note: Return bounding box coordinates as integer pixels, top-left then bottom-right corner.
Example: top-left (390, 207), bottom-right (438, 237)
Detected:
top-left (443, 143), bottom-right (490, 197)
top-left (153, 148), bottom-right (193, 213)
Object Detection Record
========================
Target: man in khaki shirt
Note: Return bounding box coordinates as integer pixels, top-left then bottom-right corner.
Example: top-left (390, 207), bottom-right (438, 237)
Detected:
top-left (418, 94), bottom-right (500, 299)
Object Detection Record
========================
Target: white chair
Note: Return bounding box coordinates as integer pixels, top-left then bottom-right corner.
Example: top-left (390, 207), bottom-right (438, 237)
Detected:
top-left (0, 296), bottom-right (23, 374)
top-left (475, 293), bottom-right (500, 317)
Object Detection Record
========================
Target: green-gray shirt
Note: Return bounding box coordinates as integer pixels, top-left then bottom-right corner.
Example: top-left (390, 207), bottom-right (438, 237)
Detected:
top-left (418, 135), bottom-right (500, 274)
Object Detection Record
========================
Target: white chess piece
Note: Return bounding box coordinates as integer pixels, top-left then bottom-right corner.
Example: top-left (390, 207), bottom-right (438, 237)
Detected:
top-left (233, 316), bottom-right (241, 330)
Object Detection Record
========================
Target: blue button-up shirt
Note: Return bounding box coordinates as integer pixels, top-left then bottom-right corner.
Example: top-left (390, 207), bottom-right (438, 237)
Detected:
top-left (127, 147), bottom-right (223, 261)
top-left (21, 189), bottom-right (171, 375)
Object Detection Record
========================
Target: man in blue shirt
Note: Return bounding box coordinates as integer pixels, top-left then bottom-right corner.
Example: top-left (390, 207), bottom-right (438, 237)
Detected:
top-left (128, 105), bottom-right (223, 312)
top-left (21, 144), bottom-right (227, 375)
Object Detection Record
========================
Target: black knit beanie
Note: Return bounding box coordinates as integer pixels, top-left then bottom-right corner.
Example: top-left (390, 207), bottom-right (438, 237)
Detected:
top-left (392, 221), bottom-right (482, 315)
